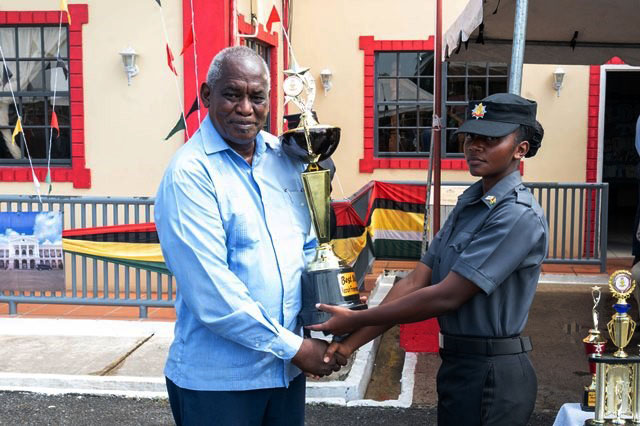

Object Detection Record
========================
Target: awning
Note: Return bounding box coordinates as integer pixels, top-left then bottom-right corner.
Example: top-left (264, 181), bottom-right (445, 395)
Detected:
top-left (444, 0), bottom-right (640, 66)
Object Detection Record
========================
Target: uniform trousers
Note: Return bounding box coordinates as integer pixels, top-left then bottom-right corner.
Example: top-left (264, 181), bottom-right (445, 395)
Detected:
top-left (437, 350), bottom-right (537, 426)
top-left (165, 374), bottom-right (305, 426)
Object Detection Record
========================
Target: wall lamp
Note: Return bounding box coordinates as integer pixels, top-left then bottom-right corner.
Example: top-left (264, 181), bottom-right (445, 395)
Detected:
top-left (552, 67), bottom-right (565, 97)
top-left (320, 69), bottom-right (333, 94)
top-left (119, 47), bottom-right (139, 86)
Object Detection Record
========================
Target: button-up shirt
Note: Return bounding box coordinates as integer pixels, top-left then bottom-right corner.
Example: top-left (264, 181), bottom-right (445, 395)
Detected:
top-left (422, 170), bottom-right (548, 337)
top-left (155, 115), bottom-right (315, 391)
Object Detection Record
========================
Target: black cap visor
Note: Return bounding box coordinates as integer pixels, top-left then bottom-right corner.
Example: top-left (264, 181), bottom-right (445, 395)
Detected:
top-left (454, 119), bottom-right (520, 138)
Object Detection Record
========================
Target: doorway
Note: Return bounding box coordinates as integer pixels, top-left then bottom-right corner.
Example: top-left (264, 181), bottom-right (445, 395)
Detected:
top-left (602, 70), bottom-right (640, 258)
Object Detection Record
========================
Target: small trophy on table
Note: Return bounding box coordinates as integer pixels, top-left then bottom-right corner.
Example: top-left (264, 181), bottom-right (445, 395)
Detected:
top-left (585, 270), bottom-right (640, 425)
top-left (279, 63), bottom-right (367, 326)
top-left (582, 286), bottom-right (607, 411)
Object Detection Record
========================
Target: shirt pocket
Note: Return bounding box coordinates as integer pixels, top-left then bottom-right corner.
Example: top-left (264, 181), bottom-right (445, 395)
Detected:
top-left (448, 231), bottom-right (473, 253)
top-left (226, 194), bottom-right (260, 248)
top-left (283, 188), bottom-right (311, 235)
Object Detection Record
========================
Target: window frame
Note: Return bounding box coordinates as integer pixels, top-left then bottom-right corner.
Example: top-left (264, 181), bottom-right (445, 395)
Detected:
top-left (0, 24), bottom-right (72, 167)
top-left (0, 5), bottom-right (90, 188)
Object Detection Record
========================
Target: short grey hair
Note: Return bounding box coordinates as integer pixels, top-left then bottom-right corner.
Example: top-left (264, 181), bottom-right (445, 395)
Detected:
top-left (206, 46), bottom-right (270, 90)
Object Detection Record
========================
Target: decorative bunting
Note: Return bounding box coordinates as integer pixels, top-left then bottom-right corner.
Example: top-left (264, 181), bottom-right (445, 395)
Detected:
top-left (266, 6), bottom-right (281, 33)
top-left (11, 118), bottom-right (22, 145)
top-left (45, 169), bottom-right (52, 195)
top-left (185, 97), bottom-right (200, 120)
top-left (60, 0), bottom-right (71, 25)
top-left (165, 113), bottom-right (186, 140)
top-left (166, 44), bottom-right (178, 76)
top-left (180, 28), bottom-right (194, 56)
top-left (51, 111), bottom-right (60, 138)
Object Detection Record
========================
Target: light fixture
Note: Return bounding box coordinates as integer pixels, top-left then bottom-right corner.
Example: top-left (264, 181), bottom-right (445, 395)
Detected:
top-left (552, 67), bottom-right (565, 97)
top-left (119, 47), bottom-right (139, 86)
top-left (320, 69), bottom-right (333, 94)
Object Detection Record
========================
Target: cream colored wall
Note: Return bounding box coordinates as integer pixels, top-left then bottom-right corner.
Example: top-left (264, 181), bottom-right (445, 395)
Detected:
top-left (291, 0), bottom-right (593, 198)
top-left (0, 0), bottom-right (184, 198)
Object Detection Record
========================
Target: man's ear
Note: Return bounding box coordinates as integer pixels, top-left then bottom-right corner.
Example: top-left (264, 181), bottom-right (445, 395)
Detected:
top-left (200, 82), bottom-right (211, 108)
top-left (515, 140), bottom-right (530, 160)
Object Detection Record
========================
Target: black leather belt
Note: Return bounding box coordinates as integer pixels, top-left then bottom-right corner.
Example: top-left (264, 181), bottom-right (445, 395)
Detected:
top-left (439, 333), bottom-right (533, 356)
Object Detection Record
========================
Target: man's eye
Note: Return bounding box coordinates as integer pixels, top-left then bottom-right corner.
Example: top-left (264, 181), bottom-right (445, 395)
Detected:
top-left (252, 95), bottom-right (266, 103)
top-left (224, 92), bottom-right (240, 99)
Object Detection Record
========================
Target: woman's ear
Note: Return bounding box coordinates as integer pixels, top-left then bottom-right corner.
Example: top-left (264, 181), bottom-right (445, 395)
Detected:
top-left (515, 140), bottom-right (530, 160)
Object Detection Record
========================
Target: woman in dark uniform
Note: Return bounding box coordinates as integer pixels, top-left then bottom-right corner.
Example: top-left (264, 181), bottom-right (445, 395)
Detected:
top-left (308, 93), bottom-right (549, 426)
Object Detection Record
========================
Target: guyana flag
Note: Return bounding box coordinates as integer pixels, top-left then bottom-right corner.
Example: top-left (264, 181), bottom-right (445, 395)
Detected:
top-left (62, 223), bottom-right (169, 274)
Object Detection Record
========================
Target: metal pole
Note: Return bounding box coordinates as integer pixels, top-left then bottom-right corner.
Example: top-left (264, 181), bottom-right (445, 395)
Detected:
top-left (508, 0), bottom-right (529, 95)
top-left (433, 0), bottom-right (442, 234)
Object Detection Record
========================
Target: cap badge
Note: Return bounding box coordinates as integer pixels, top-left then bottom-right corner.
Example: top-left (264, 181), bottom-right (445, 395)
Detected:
top-left (484, 195), bottom-right (496, 206)
top-left (471, 103), bottom-right (487, 120)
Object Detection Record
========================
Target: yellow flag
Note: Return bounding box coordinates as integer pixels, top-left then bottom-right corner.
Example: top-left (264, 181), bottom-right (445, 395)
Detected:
top-left (60, 0), bottom-right (71, 25)
top-left (11, 118), bottom-right (22, 145)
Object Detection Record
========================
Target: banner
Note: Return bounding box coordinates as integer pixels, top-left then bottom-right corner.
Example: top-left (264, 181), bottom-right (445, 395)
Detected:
top-left (0, 212), bottom-right (65, 291)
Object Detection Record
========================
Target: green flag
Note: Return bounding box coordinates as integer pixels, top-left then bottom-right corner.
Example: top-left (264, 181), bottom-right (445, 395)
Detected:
top-left (165, 113), bottom-right (186, 141)
top-left (46, 169), bottom-right (52, 194)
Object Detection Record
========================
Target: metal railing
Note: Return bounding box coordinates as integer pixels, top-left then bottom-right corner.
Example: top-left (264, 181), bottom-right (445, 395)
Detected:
top-left (0, 195), bottom-right (174, 318)
top-left (0, 181), bottom-right (609, 317)
top-left (334, 181), bottom-right (610, 272)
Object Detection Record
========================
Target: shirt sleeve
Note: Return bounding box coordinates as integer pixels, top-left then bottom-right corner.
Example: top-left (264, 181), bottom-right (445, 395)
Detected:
top-left (154, 161), bottom-right (303, 360)
top-left (451, 204), bottom-right (547, 295)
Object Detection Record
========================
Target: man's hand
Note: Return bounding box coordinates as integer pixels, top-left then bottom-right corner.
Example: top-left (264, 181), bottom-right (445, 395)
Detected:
top-left (291, 338), bottom-right (347, 377)
top-left (305, 304), bottom-right (360, 336)
top-left (323, 339), bottom-right (354, 365)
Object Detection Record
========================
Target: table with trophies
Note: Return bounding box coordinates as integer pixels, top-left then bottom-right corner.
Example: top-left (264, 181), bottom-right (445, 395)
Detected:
top-left (554, 269), bottom-right (640, 426)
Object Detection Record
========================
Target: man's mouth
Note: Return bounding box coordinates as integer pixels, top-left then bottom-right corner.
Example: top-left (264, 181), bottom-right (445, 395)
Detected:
top-left (229, 120), bottom-right (256, 130)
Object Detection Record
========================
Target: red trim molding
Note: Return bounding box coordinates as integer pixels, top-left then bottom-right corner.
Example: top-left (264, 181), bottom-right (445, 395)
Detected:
top-left (238, 14), bottom-right (279, 132)
top-left (182, 0), bottom-right (231, 137)
top-left (358, 35), bottom-right (468, 173)
top-left (0, 5), bottom-right (90, 188)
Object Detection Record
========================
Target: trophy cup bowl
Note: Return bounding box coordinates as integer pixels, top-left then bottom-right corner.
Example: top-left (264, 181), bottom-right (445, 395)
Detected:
top-left (281, 125), bottom-right (341, 164)
top-left (280, 122), bottom-right (366, 327)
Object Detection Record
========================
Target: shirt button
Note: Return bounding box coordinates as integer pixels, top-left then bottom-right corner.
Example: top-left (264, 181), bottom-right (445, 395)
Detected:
top-left (255, 343), bottom-right (260, 348)
top-left (278, 351), bottom-right (284, 356)
top-left (300, 202), bottom-right (304, 206)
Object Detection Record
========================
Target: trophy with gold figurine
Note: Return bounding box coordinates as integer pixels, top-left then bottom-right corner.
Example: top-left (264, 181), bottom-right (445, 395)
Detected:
top-left (279, 63), bottom-right (367, 326)
top-left (585, 270), bottom-right (640, 425)
top-left (582, 286), bottom-right (607, 411)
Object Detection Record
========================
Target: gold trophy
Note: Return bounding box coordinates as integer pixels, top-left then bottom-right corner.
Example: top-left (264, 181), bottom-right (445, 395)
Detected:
top-left (582, 286), bottom-right (607, 411)
top-left (586, 270), bottom-right (640, 425)
top-left (279, 64), bottom-right (366, 326)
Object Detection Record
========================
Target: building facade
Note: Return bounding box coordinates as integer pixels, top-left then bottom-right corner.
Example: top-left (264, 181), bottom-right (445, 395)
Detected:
top-left (0, 1), bottom-right (637, 244)
top-left (0, 235), bottom-right (63, 270)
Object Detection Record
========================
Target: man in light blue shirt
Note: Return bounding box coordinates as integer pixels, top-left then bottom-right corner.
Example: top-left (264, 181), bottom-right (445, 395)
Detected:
top-left (155, 46), bottom-right (343, 425)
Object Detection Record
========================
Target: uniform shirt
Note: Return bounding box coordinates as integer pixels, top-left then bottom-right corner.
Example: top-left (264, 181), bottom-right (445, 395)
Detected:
top-left (421, 170), bottom-right (548, 337)
top-left (155, 115), bottom-right (315, 391)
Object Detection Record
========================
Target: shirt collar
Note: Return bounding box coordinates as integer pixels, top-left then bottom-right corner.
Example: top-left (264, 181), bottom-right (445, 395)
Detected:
top-left (200, 114), bottom-right (277, 155)
top-left (458, 169), bottom-right (522, 209)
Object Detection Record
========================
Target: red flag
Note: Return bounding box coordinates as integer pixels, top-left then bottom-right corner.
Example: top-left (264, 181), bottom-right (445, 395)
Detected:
top-left (180, 28), bottom-right (194, 56)
top-left (166, 44), bottom-right (178, 76)
top-left (266, 6), bottom-right (281, 33)
top-left (51, 111), bottom-right (59, 138)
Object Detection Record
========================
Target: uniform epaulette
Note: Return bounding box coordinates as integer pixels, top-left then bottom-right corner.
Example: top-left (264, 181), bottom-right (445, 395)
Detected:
top-left (515, 186), bottom-right (532, 207)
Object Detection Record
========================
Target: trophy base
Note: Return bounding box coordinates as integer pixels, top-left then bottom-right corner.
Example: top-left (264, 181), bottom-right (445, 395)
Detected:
top-left (300, 266), bottom-right (367, 327)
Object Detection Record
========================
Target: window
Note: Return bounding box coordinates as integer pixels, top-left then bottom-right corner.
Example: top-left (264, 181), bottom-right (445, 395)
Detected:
top-left (0, 25), bottom-right (70, 165)
top-left (375, 51), bottom-right (434, 157)
top-left (444, 62), bottom-right (508, 156)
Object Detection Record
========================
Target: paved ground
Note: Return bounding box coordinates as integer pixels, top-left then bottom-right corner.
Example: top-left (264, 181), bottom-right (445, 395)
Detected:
top-left (0, 392), bottom-right (557, 425)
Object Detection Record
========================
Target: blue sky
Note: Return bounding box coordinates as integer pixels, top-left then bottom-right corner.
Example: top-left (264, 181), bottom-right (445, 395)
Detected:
top-left (0, 212), bottom-right (62, 244)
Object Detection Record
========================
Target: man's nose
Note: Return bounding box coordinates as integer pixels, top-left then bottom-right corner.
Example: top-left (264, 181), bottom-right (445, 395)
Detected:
top-left (235, 96), bottom-right (253, 115)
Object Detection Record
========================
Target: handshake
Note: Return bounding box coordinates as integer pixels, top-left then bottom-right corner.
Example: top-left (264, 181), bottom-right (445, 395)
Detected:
top-left (290, 336), bottom-right (352, 377)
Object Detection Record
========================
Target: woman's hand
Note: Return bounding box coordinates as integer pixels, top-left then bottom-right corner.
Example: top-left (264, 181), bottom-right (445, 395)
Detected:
top-left (305, 304), bottom-right (361, 336)
top-left (323, 339), bottom-right (355, 365)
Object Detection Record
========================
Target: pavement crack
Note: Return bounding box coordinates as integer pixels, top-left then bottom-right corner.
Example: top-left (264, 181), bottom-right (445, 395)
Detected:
top-left (90, 333), bottom-right (155, 376)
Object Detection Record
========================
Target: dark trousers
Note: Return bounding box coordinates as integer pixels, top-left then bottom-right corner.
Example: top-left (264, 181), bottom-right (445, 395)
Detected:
top-left (437, 350), bottom-right (537, 426)
top-left (166, 374), bottom-right (305, 426)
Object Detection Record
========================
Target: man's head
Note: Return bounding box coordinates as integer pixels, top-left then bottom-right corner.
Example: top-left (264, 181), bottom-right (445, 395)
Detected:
top-left (201, 46), bottom-right (270, 147)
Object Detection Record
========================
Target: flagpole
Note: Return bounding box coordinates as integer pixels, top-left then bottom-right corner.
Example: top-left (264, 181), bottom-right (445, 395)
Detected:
top-left (433, 0), bottom-right (443, 234)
